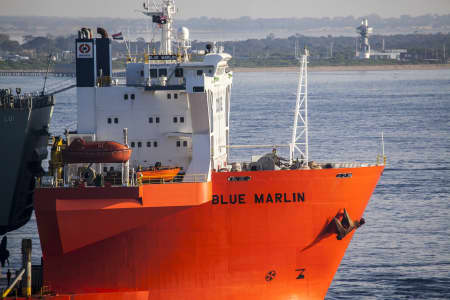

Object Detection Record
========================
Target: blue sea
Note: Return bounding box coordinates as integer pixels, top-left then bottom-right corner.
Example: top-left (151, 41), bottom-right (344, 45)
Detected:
top-left (1, 68), bottom-right (449, 299)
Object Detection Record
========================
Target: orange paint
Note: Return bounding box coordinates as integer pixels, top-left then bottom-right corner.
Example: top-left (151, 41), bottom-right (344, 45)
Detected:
top-left (137, 167), bottom-right (181, 182)
top-left (34, 166), bottom-right (383, 299)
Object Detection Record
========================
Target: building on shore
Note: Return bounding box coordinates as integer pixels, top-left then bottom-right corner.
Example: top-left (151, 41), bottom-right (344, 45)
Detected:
top-left (355, 19), bottom-right (407, 61)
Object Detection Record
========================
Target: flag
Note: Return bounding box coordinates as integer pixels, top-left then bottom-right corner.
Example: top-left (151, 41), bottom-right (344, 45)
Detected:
top-left (112, 32), bottom-right (124, 40)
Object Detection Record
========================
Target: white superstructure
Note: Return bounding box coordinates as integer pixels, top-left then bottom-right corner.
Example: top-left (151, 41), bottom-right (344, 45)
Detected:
top-left (74, 1), bottom-right (232, 181)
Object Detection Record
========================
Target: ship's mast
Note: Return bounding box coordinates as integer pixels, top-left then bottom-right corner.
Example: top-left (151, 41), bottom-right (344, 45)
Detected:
top-left (289, 48), bottom-right (309, 165)
top-left (142, 0), bottom-right (176, 55)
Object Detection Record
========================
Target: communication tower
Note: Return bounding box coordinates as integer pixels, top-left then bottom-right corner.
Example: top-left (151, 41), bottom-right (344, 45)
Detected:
top-left (356, 19), bottom-right (373, 59)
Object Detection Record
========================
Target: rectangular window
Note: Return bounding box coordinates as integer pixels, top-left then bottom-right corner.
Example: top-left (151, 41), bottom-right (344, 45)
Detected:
top-left (138, 141), bottom-right (142, 148)
top-left (197, 70), bottom-right (203, 76)
top-left (147, 141), bottom-right (151, 147)
top-left (167, 93), bottom-right (171, 99)
top-left (150, 69), bottom-right (157, 78)
top-left (131, 94), bottom-right (135, 100)
top-left (176, 141), bottom-right (181, 147)
top-left (175, 68), bottom-right (183, 77)
top-left (149, 117), bottom-right (153, 123)
top-left (131, 142), bottom-right (135, 148)
top-left (156, 117), bottom-right (160, 123)
top-left (153, 141), bottom-right (158, 147)
top-left (174, 93), bottom-right (178, 99)
top-left (124, 94), bottom-right (128, 100)
top-left (180, 116), bottom-right (184, 123)
top-left (183, 141), bottom-right (188, 147)
top-left (173, 117), bottom-right (178, 123)
top-left (114, 118), bottom-right (118, 124)
top-left (140, 70), bottom-right (144, 77)
top-left (159, 68), bottom-right (167, 77)
top-left (193, 86), bottom-right (204, 92)
top-left (107, 118), bottom-right (112, 124)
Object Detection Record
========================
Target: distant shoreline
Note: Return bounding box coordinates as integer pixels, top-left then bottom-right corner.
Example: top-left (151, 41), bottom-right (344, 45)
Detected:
top-left (1, 64), bottom-right (449, 76)
top-left (232, 64), bottom-right (450, 73)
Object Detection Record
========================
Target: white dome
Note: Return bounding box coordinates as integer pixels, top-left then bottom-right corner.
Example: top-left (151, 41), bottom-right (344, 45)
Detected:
top-left (177, 27), bottom-right (189, 41)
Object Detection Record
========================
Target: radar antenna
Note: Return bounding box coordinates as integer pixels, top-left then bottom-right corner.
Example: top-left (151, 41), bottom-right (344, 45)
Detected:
top-left (289, 48), bottom-right (309, 165)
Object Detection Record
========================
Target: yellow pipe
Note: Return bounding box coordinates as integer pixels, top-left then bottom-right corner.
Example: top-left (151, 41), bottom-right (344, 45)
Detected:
top-left (1, 268), bottom-right (25, 298)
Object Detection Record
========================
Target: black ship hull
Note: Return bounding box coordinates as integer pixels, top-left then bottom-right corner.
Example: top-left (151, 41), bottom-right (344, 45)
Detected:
top-left (0, 93), bottom-right (54, 235)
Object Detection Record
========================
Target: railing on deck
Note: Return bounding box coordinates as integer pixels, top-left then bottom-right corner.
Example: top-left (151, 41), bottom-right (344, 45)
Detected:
top-left (39, 173), bottom-right (208, 188)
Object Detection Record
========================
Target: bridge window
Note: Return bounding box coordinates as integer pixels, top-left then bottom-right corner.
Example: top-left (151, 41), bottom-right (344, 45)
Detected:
top-left (159, 68), bottom-right (167, 77)
top-left (175, 68), bottom-right (183, 77)
top-left (150, 69), bottom-right (157, 78)
top-left (193, 86), bottom-right (204, 92)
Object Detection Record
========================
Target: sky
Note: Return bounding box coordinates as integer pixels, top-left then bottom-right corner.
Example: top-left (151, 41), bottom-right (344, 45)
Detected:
top-left (1, 0), bottom-right (450, 19)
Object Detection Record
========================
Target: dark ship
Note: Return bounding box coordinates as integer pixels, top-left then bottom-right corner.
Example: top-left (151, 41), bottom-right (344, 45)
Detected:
top-left (0, 88), bottom-right (54, 235)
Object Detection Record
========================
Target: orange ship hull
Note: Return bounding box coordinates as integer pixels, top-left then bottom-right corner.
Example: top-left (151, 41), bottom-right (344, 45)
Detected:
top-left (34, 166), bottom-right (383, 299)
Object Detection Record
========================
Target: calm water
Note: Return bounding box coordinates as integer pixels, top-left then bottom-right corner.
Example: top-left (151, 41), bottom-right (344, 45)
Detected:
top-left (1, 68), bottom-right (449, 299)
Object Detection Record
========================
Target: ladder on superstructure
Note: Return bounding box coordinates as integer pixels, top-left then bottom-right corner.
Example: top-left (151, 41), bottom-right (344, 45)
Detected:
top-left (289, 48), bottom-right (309, 165)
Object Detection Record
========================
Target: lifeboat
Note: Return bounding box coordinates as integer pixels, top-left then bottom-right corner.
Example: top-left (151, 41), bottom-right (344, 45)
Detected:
top-left (137, 167), bottom-right (181, 182)
top-left (62, 138), bottom-right (132, 163)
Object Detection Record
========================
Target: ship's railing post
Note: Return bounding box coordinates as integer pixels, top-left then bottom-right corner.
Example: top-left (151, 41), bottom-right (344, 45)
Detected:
top-left (123, 128), bottom-right (130, 186)
top-left (21, 239), bottom-right (32, 298)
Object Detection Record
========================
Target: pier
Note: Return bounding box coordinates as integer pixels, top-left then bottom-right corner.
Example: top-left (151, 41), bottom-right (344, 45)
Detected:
top-left (0, 71), bottom-right (126, 77)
